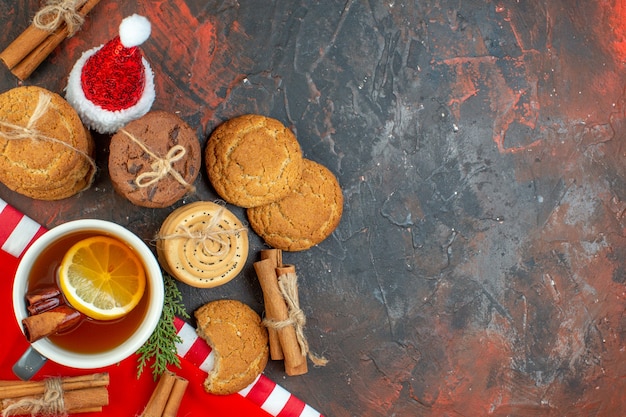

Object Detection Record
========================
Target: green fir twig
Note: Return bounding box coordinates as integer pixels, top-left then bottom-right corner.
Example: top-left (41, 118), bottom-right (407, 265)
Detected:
top-left (136, 273), bottom-right (190, 380)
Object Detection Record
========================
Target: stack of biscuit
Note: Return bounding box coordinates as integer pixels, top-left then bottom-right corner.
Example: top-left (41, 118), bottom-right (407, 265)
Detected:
top-left (0, 86), bottom-right (95, 200)
top-left (108, 111), bottom-right (201, 208)
top-left (205, 114), bottom-right (343, 251)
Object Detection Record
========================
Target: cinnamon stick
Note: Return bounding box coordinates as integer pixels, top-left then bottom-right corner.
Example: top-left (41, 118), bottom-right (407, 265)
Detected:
top-left (10, 27), bottom-right (70, 80)
top-left (0, 373), bottom-right (109, 416)
top-left (22, 305), bottom-right (83, 343)
top-left (27, 296), bottom-right (64, 315)
top-left (276, 265), bottom-right (296, 278)
top-left (259, 249), bottom-right (284, 360)
top-left (274, 265), bottom-right (309, 374)
top-left (0, 373), bottom-right (109, 400)
top-left (0, 0), bottom-right (102, 80)
top-left (25, 287), bottom-right (61, 306)
top-left (277, 267), bottom-right (329, 368)
top-left (64, 386), bottom-right (109, 411)
top-left (254, 258), bottom-right (307, 376)
top-left (141, 372), bottom-right (175, 417)
top-left (162, 377), bottom-right (189, 417)
top-left (0, 26), bottom-right (51, 70)
top-left (260, 249), bottom-right (282, 266)
top-left (141, 371), bottom-right (188, 417)
top-left (1, 386), bottom-right (108, 415)
top-left (26, 287), bottom-right (64, 315)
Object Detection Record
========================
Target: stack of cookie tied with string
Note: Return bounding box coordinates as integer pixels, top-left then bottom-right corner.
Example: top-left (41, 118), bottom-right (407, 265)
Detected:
top-left (108, 110), bottom-right (201, 208)
top-left (0, 86), bottom-right (95, 200)
top-left (205, 114), bottom-right (343, 252)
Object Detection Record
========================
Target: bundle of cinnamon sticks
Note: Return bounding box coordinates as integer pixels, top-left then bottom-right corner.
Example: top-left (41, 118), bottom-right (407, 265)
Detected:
top-left (253, 249), bottom-right (327, 376)
top-left (0, 373), bottom-right (109, 415)
top-left (141, 371), bottom-right (188, 417)
top-left (0, 0), bottom-right (102, 80)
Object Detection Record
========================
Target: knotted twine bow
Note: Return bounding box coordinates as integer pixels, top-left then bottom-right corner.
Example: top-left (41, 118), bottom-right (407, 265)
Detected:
top-left (0, 91), bottom-right (97, 187)
top-left (33, 0), bottom-right (88, 37)
top-left (155, 205), bottom-right (247, 257)
top-left (119, 129), bottom-right (196, 193)
top-left (1, 377), bottom-right (66, 417)
top-left (264, 272), bottom-right (328, 367)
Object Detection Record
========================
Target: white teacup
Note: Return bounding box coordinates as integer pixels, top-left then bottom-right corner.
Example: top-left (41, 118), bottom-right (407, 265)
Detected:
top-left (12, 219), bottom-right (164, 378)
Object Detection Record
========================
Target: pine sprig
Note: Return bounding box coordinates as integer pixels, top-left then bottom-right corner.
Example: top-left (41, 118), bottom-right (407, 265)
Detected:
top-left (136, 273), bottom-right (190, 380)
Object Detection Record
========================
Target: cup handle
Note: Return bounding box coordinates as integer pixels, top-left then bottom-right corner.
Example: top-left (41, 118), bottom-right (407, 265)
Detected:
top-left (12, 346), bottom-right (47, 380)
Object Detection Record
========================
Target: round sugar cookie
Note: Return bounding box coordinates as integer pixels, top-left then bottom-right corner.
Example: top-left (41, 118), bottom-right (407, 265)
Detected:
top-left (195, 300), bottom-right (269, 395)
top-left (205, 114), bottom-right (303, 208)
top-left (247, 159), bottom-right (343, 251)
top-left (109, 111), bottom-right (201, 208)
top-left (0, 86), bottom-right (95, 200)
top-left (157, 201), bottom-right (248, 288)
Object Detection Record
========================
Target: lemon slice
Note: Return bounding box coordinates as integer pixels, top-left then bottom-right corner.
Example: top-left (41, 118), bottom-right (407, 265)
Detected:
top-left (59, 236), bottom-right (146, 321)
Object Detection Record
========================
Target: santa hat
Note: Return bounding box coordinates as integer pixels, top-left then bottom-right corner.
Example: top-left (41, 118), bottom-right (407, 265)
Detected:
top-left (65, 14), bottom-right (155, 134)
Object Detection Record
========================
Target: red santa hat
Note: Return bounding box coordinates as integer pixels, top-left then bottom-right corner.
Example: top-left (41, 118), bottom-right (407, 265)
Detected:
top-left (65, 14), bottom-right (155, 134)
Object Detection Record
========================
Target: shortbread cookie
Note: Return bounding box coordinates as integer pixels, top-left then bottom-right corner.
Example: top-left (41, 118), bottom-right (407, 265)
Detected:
top-left (0, 86), bottom-right (95, 200)
top-left (109, 111), bottom-right (201, 208)
top-left (156, 201), bottom-right (248, 288)
top-left (247, 159), bottom-right (343, 251)
top-left (205, 114), bottom-right (303, 208)
top-left (195, 300), bottom-right (269, 395)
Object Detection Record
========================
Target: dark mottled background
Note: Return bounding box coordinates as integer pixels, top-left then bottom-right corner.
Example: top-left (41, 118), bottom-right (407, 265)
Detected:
top-left (1, 0), bottom-right (625, 415)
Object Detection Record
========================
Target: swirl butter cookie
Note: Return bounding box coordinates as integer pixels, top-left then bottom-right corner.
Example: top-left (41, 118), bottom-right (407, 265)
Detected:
top-left (109, 111), bottom-right (201, 208)
top-left (247, 159), bottom-right (343, 251)
top-left (0, 86), bottom-right (95, 200)
top-left (156, 201), bottom-right (248, 288)
top-left (205, 114), bottom-right (303, 208)
top-left (195, 300), bottom-right (269, 395)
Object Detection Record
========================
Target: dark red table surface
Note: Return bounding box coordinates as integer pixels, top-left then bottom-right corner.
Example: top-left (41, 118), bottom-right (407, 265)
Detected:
top-left (1, 0), bottom-right (625, 415)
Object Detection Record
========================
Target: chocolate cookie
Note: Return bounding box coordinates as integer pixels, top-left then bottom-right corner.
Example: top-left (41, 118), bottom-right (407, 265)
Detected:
top-left (195, 300), bottom-right (269, 395)
top-left (156, 201), bottom-right (249, 288)
top-left (0, 86), bottom-right (95, 200)
top-left (205, 114), bottom-right (303, 208)
top-left (247, 159), bottom-right (343, 251)
top-left (109, 111), bottom-right (201, 208)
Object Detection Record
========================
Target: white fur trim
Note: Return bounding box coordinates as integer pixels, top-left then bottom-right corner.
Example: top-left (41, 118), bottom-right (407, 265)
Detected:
top-left (119, 14), bottom-right (151, 47)
top-left (65, 45), bottom-right (155, 134)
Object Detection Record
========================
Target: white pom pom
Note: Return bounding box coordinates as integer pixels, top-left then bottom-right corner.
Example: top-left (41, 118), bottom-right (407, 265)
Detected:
top-left (119, 14), bottom-right (151, 47)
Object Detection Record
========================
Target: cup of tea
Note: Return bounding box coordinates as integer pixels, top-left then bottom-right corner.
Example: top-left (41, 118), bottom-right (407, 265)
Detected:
top-left (12, 219), bottom-right (164, 379)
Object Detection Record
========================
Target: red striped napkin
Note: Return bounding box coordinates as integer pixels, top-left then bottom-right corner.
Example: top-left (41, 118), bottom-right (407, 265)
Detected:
top-left (0, 197), bottom-right (323, 417)
top-left (174, 317), bottom-right (323, 417)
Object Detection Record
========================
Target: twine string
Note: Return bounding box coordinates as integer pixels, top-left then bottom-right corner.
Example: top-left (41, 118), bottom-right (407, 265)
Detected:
top-left (0, 91), bottom-right (51, 140)
top-left (136, 145), bottom-right (186, 187)
top-left (119, 129), bottom-right (196, 193)
top-left (0, 91), bottom-right (97, 189)
top-left (155, 205), bottom-right (247, 257)
top-left (33, 0), bottom-right (88, 36)
top-left (263, 272), bottom-right (329, 367)
top-left (1, 377), bottom-right (66, 417)
top-left (27, 91), bottom-right (51, 129)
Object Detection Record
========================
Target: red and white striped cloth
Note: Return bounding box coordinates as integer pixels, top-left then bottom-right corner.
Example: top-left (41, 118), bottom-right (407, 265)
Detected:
top-left (0, 199), bottom-right (46, 258)
top-left (174, 317), bottom-right (324, 417)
